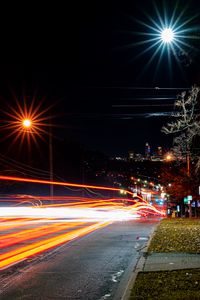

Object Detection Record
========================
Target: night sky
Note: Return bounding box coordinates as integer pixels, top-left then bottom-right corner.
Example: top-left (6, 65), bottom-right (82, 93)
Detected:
top-left (0, 0), bottom-right (200, 158)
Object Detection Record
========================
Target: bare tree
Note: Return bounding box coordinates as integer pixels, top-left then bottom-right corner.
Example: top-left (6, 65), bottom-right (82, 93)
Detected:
top-left (162, 86), bottom-right (200, 172)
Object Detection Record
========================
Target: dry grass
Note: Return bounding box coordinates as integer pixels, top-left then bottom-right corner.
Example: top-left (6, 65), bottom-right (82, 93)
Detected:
top-left (148, 218), bottom-right (200, 253)
top-left (130, 269), bottom-right (200, 300)
top-left (129, 218), bottom-right (200, 299)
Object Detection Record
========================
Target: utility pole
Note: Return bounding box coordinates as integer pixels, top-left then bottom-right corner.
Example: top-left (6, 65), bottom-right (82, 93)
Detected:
top-left (186, 148), bottom-right (192, 218)
top-left (186, 150), bottom-right (190, 177)
top-left (49, 122), bottom-right (54, 200)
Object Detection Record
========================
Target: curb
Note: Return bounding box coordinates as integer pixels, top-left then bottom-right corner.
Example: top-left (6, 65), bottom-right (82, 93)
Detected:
top-left (120, 221), bottom-right (160, 300)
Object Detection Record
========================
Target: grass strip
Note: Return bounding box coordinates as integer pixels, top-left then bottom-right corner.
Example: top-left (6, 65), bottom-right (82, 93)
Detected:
top-left (130, 269), bottom-right (200, 300)
top-left (129, 218), bottom-right (200, 299)
top-left (148, 218), bottom-right (200, 253)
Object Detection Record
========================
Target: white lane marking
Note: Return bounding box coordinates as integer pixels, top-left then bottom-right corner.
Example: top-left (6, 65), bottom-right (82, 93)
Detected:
top-left (99, 293), bottom-right (111, 300)
top-left (111, 269), bottom-right (124, 282)
top-left (137, 237), bottom-right (149, 241)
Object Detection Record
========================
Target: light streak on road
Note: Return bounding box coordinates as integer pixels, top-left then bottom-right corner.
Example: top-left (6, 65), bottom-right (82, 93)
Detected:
top-left (0, 221), bottom-right (84, 249)
top-left (0, 218), bottom-right (49, 230)
top-left (0, 176), bottom-right (165, 271)
top-left (0, 221), bottom-right (111, 270)
top-left (0, 202), bottom-right (164, 270)
top-left (0, 175), bottom-right (134, 196)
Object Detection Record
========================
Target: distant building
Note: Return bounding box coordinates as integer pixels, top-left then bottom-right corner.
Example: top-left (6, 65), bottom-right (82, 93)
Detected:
top-left (111, 156), bottom-right (127, 162)
top-left (151, 155), bottom-right (163, 162)
top-left (128, 151), bottom-right (134, 161)
top-left (157, 146), bottom-right (162, 156)
top-left (145, 142), bottom-right (151, 159)
top-left (134, 153), bottom-right (143, 161)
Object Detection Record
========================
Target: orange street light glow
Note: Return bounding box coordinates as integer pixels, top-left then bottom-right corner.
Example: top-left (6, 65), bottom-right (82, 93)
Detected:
top-left (1, 96), bottom-right (55, 148)
top-left (165, 153), bottom-right (174, 161)
top-left (22, 119), bottom-right (32, 128)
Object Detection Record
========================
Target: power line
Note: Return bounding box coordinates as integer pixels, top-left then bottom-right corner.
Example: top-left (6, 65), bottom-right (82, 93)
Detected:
top-left (84, 86), bottom-right (191, 90)
top-left (112, 104), bottom-right (174, 107)
top-left (117, 97), bottom-right (177, 100)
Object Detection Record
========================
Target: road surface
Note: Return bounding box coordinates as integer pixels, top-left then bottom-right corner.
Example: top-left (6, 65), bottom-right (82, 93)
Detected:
top-left (0, 218), bottom-right (159, 300)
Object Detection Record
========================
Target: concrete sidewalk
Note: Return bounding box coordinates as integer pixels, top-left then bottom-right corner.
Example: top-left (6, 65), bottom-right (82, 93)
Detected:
top-left (143, 252), bottom-right (200, 271)
top-left (121, 251), bottom-right (200, 300)
top-left (121, 218), bottom-right (200, 300)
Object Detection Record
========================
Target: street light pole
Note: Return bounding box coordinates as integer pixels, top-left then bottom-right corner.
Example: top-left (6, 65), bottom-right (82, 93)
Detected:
top-left (186, 151), bottom-right (190, 177)
top-left (186, 145), bottom-right (192, 218)
top-left (49, 121), bottom-right (53, 199)
top-left (22, 116), bottom-right (54, 199)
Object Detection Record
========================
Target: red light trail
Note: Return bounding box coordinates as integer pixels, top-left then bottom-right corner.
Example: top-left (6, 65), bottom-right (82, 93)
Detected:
top-left (0, 176), bottom-right (165, 270)
top-left (0, 175), bottom-right (133, 195)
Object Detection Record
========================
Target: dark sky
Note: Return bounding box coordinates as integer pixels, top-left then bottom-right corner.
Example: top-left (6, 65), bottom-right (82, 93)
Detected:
top-left (0, 0), bottom-right (200, 157)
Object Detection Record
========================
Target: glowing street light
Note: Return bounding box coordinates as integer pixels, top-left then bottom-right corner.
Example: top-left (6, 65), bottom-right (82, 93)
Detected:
top-left (166, 155), bottom-right (172, 161)
top-left (129, 3), bottom-right (199, 78)
top-left (3, 98), bottom-right (55, 198)
top-left (165, 153), bottom-right (174, 161)
top-left (22, 119), bottom-right (32, 129)
top-left (160, 28), bottom-right (174, 43)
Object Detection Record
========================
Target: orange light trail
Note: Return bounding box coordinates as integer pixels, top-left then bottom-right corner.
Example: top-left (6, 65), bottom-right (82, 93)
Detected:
top-left (0, 177), bottom-right (165, 271)
top-left (0, 218), bottom-right (47, 230)
top-left (0, 175), bottom-right (133, 195)
top-left (0, 221), bottom-right (110, 270)
top-left (0, 201), bottom-right (164, 270)
top-left (0, 221), bottom-right (84, 249)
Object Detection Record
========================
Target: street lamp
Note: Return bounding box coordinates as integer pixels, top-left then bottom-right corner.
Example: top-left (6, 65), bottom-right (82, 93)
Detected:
top-left (165, 153), bottom-right (173, 161)
top-left (166, 155), bottom-right (172, 161)
top-left (22, 119), bottom-right (32, 129)
top-left (130, 3), bottom-right (199, 80)
top-left (20, 113), bottom-right (54, 198)
top-left (160, 28), bottom-right (174, 43)
top-left (4, 97), bottom-right (55, 198)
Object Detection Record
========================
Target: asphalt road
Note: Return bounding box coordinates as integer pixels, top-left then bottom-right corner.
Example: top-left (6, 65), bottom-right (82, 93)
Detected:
top-left (0, 218), bottom-right (159, 300)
